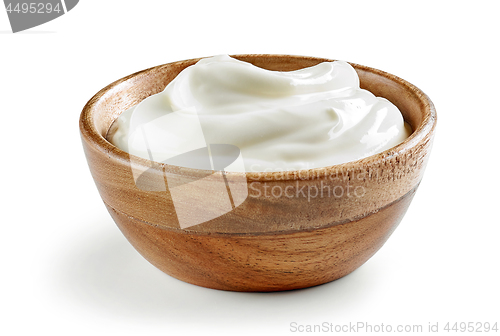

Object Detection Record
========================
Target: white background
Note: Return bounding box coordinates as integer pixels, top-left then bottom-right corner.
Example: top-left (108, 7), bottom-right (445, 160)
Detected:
top-left (1, 1), bottom-right (499, 335)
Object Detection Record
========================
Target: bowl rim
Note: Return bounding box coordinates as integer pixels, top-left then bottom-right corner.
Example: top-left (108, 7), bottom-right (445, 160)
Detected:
top-left (80, 54), bottom-right (437, 181)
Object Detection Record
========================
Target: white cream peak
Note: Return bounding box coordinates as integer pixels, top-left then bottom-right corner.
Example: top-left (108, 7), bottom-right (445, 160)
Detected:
top-left (111, 55), bottom-right (410, 172)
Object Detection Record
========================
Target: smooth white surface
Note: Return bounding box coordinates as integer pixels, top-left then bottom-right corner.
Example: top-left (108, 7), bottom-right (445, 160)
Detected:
top-left (111, 55), bottom-right (409, 171)
top-left (1, 1), bottom-right (498, 335)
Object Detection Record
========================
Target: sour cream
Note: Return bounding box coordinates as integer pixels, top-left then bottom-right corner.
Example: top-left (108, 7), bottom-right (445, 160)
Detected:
top-left (110, 55), bottom-right (410, 172)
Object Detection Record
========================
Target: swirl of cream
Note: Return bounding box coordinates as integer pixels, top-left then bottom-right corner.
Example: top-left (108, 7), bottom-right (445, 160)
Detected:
top-left (111, 55), bottom-right (410, 172)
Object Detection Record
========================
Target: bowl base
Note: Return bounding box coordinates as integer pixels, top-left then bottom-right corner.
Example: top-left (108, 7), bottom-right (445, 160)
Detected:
top-left (105, 186), bottom-right (417, 292)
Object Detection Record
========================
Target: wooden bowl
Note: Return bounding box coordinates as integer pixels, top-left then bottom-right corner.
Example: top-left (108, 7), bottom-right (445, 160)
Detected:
top-left (80, 55), bottom-right (436, 291)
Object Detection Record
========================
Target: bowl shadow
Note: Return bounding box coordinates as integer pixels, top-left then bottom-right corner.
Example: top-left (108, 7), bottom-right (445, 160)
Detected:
top-left (56, 219), bottom-right (380, 327)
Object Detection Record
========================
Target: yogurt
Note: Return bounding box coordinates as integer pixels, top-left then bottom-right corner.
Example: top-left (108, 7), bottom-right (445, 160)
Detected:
top-left (110, 55), bottom-right (410, 172)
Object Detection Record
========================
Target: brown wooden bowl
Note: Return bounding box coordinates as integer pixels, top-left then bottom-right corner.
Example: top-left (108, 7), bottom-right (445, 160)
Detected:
top-left (80, 55), bottom-right (436, 292)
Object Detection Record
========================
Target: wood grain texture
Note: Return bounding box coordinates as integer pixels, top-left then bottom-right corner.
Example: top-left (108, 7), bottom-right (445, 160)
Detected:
top-left (80, 54), bottom-right (436, 291)
top-left (108, 186), bottom-right (417, 291)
